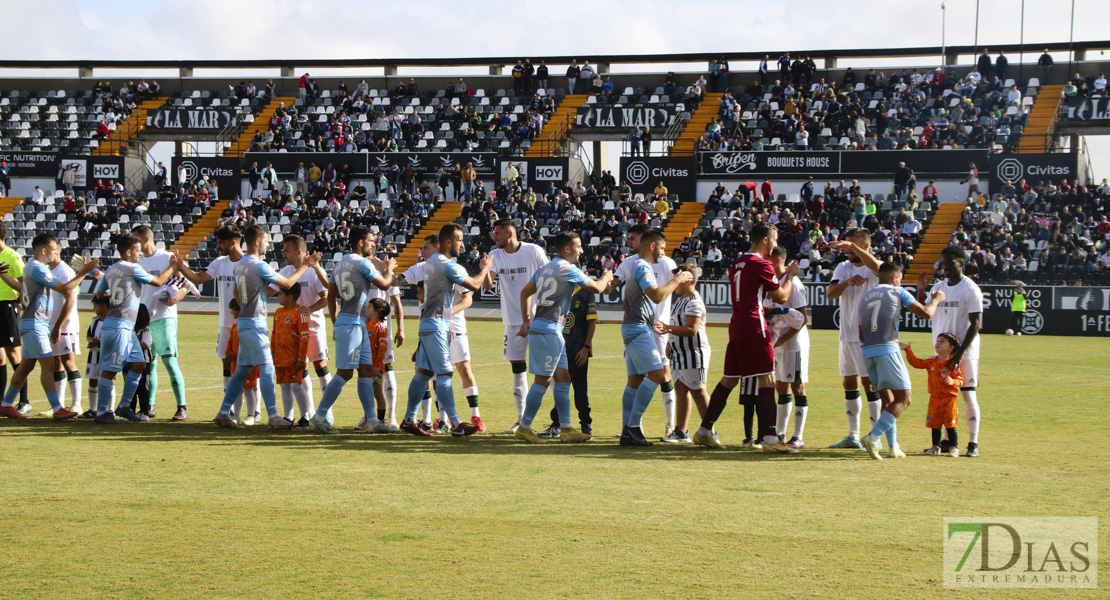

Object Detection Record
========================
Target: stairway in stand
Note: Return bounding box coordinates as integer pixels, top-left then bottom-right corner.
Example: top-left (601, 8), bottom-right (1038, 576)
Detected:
top-left (1016, 84), bottom-right (1065, 154)
top-left (0, 197), bottom-right (23, 218)
top-left (394, 202), bottom-right (465, 271)
top-left (905, 202), bottom-right (965, 280)
top-left (670, 93), bottom-right (724, 156)
top-left (223, 97), bottom-right (296, 157)
top-left (525, 95), bottom-right (588, 157)
top-left (93, 98), bottom-right (164, 156)
top-left (169, 199), bottom-right (232, 259)
top-left (659, 202), bottom-right (706, 250)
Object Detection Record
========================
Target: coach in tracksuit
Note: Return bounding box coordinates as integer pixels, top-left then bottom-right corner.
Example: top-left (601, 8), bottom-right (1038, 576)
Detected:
top-left (541, 285), bottom-right (596, 437)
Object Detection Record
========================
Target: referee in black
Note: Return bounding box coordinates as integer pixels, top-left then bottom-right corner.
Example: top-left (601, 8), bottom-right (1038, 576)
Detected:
top-left (539, 283), bottom-right (597, 438)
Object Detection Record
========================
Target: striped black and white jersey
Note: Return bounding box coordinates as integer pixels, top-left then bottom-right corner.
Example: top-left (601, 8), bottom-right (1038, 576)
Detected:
top-left (668, 291), bottom-right (711, 370)
top-left (86, 315), bottom-right (104, 365)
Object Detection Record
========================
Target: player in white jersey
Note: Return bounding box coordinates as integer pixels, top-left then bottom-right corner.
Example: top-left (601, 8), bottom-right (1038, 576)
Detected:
top-left (613, 223), bottom-right (679, 436)
top-left (133, 225), bottom-right (188, 420)
top-left (267, 234), bottom-right (329, 425)
top-left (656, 263), bottom-right (710, 443)
top-left (916, 245), bottom-right (983, 457)
top-left (767, 246), bottom-right (810, 449)
top-left (361, 239), bottom-right (406, 430)
top-left (825, 228), bottom-right (883, 449)
top-left (484, 218), bottom-right (548, 434)
top-left (47, 254), bottom-right (83, 413)
top-left (177, 225), bottom-right (245, 422)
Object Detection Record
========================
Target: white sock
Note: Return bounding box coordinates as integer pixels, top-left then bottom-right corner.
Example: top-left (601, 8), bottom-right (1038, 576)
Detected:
top-left (384, 368), bottom-right (397, 422)
top-left (68, 377), bottom-right (82, 412)
top-left (776, 401), bottom-right (793, 439)
top-left (662, 388), bottom-right (676, 428)
top-left (280, 383), bottom-right (295, 420)
top-left (294, 379), bottom-right (314, 418)
top-left (867, 400), bottom-right (881, 427)
top-left (317, 374), bottom-right (332, 395)
top-left (245, 388), bottom-right (260, 416)
top-left (846, 396), bottom-right (862, 438)
top-left (420, 393), bottom-right (433, 424)
top-left (512, 371), bottom-right (527, 421)
top-left (87, 385), bottom-right (97, 414)
top-left (464, 386), bottom-right (479, 418)
top-left (962, 389), bottom-right (980, 444)
top-left (302, 377), bottom-right (315, 414)
top-left (55, 376), bottom-right (67, 408)
top-left (793, 405), bottom-right (808, 439)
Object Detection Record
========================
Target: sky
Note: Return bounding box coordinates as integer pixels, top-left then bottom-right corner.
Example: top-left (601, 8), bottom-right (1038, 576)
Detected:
top-left (6, 0), bottom-right (1110, 176)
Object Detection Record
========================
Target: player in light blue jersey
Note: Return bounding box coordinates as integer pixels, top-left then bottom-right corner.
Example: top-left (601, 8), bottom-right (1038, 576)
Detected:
top-left (91, 234), bottom-right (178, 424)
top-left (400, 223), bottom-right (492, 437)
top-left (618, 230), bottom-right (691, 447)
top-left (207, 225), bottom-right (321, 431)
top-left (0, 234), bottom-right (98, 420)
top-left (513, 232), bottom-right (612, 444)
top-left (310, 226), bottom-right (395, 434)
top-left (848, 258), bottom-right (945, 461)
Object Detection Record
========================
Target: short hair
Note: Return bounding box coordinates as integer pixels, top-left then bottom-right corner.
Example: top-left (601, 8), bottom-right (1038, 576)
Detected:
top-left (674, 263), bottom-right (699, 286)
top-left (243, 224), bottom-right (268, 246)
top-left (368, 297), bottom-right (391, 319)
top-left (32, 233), bottom-right (59, 251)
top-left (214, 225), bottom-right (242, 242)
top-left (770, 245), bottom-right (788, 260)
top-left (640, 230), bottom-right (666, 249)
top-left (115, 234), bottom-right (140, 256)
top-left (349, 226), bottom-right (372, 247)
top-left (627, 223), bottom-right (652, 237)
top-left (493, 218), bottom-right (516, 231)
top-left (91, 295), bottom-right (110, 307)
top-left (553, 231), bottom-right (579, 252)
top-left (422, 233), bottom-right (439, 246)
top-left (878, 262), bottom-right (902, 282)
top-left (941, 245), bottom-right (968, 262)
top-left (439, 222), bottom-right (462, 241)
top-left (283, 234), bottom-right (307, 252)
top-left (848, 227), bottom-right (871, 243)
top-left (280, 282), bottom-right (301, 298)
top-left (228, 298), bottom-right (241, 312)
top-left (750, 221), bottom-right (776, 245)
top-left (131, 224), bottom-right (153, 240)
top-left (937, 332), bottom-right (961, 348)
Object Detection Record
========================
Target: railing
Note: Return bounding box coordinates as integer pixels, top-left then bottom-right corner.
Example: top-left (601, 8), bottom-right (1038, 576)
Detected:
top-left (96, 111), bottom-right (143, 156)
top-left (1044, 94), bottom-right (1065, 152)
top-left (662, 111), bottom-right (689, 155)
top-left (527, 109), bottom-right (573, 157)
top-left (216, 113), bottom-right (248, 156)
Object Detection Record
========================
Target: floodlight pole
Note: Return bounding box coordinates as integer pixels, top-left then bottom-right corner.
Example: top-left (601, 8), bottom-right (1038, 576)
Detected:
top-left (941, 2), bottom-right (947, 67)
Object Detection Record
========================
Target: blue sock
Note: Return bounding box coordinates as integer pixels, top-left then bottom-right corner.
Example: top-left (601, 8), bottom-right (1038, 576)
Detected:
top-left (629, 380), bottom-right (659, 427)
top-left (2, 386), bottom-right (18, 407)
top-left (520, 382), bottom-right (547, 428)
top-left (621, 386), bottom-right (636, 428)
top-left (45, 389), bottom-right (62, 411)
top-left (219, 365), bottom-right (256, 414)
top-left (357, 377), bottom-right (375, 420)
top-left (435, 375), bottom-right (458, 425)
top-left (97, 377), bottom-right (113, 413)
top-left (869, 411), bottom-right (898, 441)
top-left (316, 376), bottom-right (347, 416)
top-left (405, 371), bottom-right (432, 421)
top-left (258, 364), bottom-right (277, 417)
top-left (553, 382), bottom-right (572, 427)
top-left (119, 370), bottom-right (142, 409)
top-left (885, 417), bottom-right (898, 447)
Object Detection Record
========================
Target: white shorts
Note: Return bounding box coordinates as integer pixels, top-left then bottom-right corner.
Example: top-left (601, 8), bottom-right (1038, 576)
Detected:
top-left (775, 346), bottom-right (808, 383)
top-left (674, 366), bottom-right (708, 390)
top-left (450, 332), bottom-right (471, 364)
top-left (653, 332), bottom-right (670, 366)
top-left (306, 326), bottom-right (329, 363)
top-left (51, 331), bottom-right (81, 357)
top-left (503, 325), bottom-right (527, 362)
top-left (959, 353), bottom-right (979, 388)
top-left (216, 326), bottom-right (234, 360)
top-left (85, 353), bottom-right (101, 380)
top-left (838, 340), bottom-right (866, 377)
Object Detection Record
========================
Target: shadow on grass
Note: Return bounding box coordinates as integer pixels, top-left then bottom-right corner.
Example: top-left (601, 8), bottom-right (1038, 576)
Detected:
top-left (0, 419), bottom-right (885, 463)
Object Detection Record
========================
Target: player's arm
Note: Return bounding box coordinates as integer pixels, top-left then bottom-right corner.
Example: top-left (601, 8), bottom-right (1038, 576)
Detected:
top-left (949, 312), bottom-right (981, 369)
top-left (326, 281), bottom-right (338, 324)
top-left (644, 269), bottom-right (691, 304)
top-left (273, 252), bottom-right (322, 289)
top-left (774, 310), bottom-right (806, 347)
top-left (390, 292), bottom-right (405, 348)
top-left (833, 240), bottom-right (881, 276)
top-left (368, 256), bottom-right (396, 290)
top-left (451, 290), bottom-right (473, 315)
top-left (907, 288), bottom-right (946, 319)
top-left (517, 280), bottom-right (537, 337)
top-left (900, 345), bottom-right (928, 369)
top-left (174, 253), bottom-right (213, 287)
top-left (457, 253), bottom-right (492, 293)
top-left (766, 262), bottom-right (799, 304)
top-left (298, 291), bottom-right (328, 315)
top-left (145, 261), bottom-right (178, 288)
top-left (0, 268), bottom-right (22, 293)
top-left (914, 270), bottom-right (932, 303)
top-left (481, 268), bottom-right (495, 291)
top-left (581, 269), bottom-right (613, 294)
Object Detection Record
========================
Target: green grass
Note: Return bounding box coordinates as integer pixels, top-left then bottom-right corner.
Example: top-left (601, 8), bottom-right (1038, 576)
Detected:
top-left (1, 313), bottom-right (1107, 598)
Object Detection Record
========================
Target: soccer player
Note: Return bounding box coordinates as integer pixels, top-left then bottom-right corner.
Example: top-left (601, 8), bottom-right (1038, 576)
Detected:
top-left (856, 261), bottom-right (944, 461)
top-left (311, 226), bottom-right (395, 434)
top-left (484, 218), bottom-right (548, 434)
top-left (47, 249), bottom-right (83, 413)
top-left (79, 296), bottom-right (111, 418)
top-left (513, 231), bottom-right (611, 443)
top-left (92, 235), bottom-right (177, 424)
top-left (614, 223), bottom-right (679, 436)
top-left (826, 228), bottom-right (883, 450)
top-left (0, 220), bottom-right (30, 415)
top-left (768, 245), bottom-right (810, 449)
top-left (916, 245), bottom-right (984, 457)
top-left (359, 239), bottom-right (407, 431)
top-left (0, 235), bottom-right (98, 420)
top-left (177, 225), bottom-right (245, 422)
top-left (210, 225), bottom-right (320, 431)
top-left (133, 225), bottom-right (187, 420)
top-left (395, 234), bottom-right (439, 429)
top-left (266, 234), bottom-right (328, 422)
top-left (693, 221), bottom-right (799, 453)
top-left (363, 297), bottom-right (393, 430)
top-left (655, 263), bottom-right (710, 443)
top-left (225, 298), bottom-right (260, 423)
top-left (272, 283), bottom-right (313, 426)
top-left (902, 334), bottom-right (964, 457)
top-left (538, 281), bottom-right (597, 438)
top-left (400, 223), bottom-right (491, 437)
top-left (617, 230), bottom-right (691, 447)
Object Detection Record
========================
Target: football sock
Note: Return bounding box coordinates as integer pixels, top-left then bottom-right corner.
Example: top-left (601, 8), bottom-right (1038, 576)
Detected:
top-left (405, 371), bottom-right (432, 422)
top-left (163, 356), bottom-right (187, 407)
top-left (44, 389), bottom-right (62, 411)
top-left (315, 375), bottom-right (347, 416)
top-left (701, 383), bottom-right (731, 431)
top-left (962, 389), bottom-right (980, 444)
top-left (776, 394), bottom-right (794, 440)
top-left (885, 417), bottom-right (898, 447)
top-left (741, 395), bottom-right (756, 439)
top-left (148, 361), bottom-right (159, 407)
top-left (357, 377), bottom-right (377, 423)
top-left (2, 386), bottom-right (19, 408)
top-left (376, 408), bottom-right (385, 421)
top-left (521, 382), bottom-right (546, 428)
top-left (845, 390), bottom-right (862, 438)
top-left (291, 379), bottom-right (312, 418)
top-left (280, 383), bottom-right (295, 420)
top-left (0, 367), bottom-right (6, 402)
top-left (553, 381), bottom-right (572, 428)
top-left (932, 428), bottom-right (942, 447)
top-left (661, 380), bottom-right (675, 428)
top-left (434, 375), bottom-right (459, 426)
top-left (219, 365), bottom-right (257, 415)
top-left (243, 388), bottom-right (259, 417)
top-left (621, 386), bottom-right (636, 428)
top-left (119, 370), bottom-right (142, 409)
top-left (257, 364), bottom-right (278, 417)
top-left (87, 385), bottom-right (98, 414)
top-left (66, 371), bottom-right (82, 411)
top-left (947, 427), bottom-right (959, 448)
top-left (383, 368), bottom-right (397, 422)
top-left (511, 370), bottom-right (527, 421)
top-left (301, 377), bottom-right (315, 416)
top-left (629, 379), bottom-right (658, 427)
top-left (866, 391), bottom-right (882, 427)
top-left (95, 377), bottom-right (112, 413)
top-left (15, 363), bottom-right (27, 404)
top-left (54, 371), bottom-right (67, 407)
top-left (464, 386), bottom-right (480, 418)
top-left (758, 387), bottom-right (778, 445)
top-left (867, 411), bottom-right (897, 444)
top-left (420, 389), bottom-right (433, 424)
top-left (317, 367), bottom-right (332, 404)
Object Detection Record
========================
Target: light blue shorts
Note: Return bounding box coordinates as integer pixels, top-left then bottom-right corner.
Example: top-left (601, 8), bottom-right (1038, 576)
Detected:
top-left (863, 352), bottom-right (912, 391)
top-left (624, 329), bottom-right (665, 376)
top-left (98, 326), bottom-right (145, 372)
top-left (334, 323), bottom-right (373, 370)
top-left (528, 331), bottom-right (568, 377)
top-left (19, 327), bottom-right (52, 360)
top-left (415, 330), bottom-right (452, 374)
top-left (236, 326), bottom-right (273, 367)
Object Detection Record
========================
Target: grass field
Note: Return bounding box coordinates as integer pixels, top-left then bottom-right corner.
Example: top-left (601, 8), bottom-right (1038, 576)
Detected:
top-left (1, 312), bottom-right (1106, 598)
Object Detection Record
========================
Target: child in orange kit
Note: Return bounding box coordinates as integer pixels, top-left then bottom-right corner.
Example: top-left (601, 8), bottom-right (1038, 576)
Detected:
top-left (272, 283), bottom-right (314, 427)
top-left (901, 332), bottom-right (963, 457)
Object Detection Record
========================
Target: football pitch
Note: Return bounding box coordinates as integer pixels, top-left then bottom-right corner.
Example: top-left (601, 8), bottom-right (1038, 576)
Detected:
top-left (0, 313), bottom-right (1106, 599)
